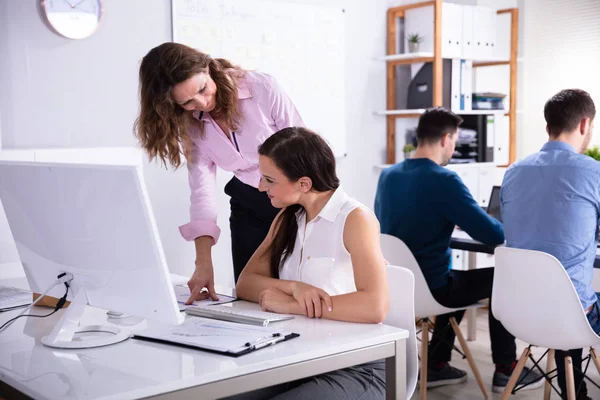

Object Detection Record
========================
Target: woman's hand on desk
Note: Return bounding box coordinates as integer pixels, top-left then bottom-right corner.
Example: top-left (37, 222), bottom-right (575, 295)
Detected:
top-left (185, 260), bottom-right (219, 304)
top-left (259, 287), bottom-right (332, 318)
top-left (259, 288), bottom-right (299, 314)
top-left (291, 282), bottom-right (333, 318)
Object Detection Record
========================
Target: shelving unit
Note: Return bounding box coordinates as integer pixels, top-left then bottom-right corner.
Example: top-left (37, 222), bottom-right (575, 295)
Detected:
top-left (375, 109), bottom-right (508, 116)
top-left (383, 0), bottom-right (519, 165)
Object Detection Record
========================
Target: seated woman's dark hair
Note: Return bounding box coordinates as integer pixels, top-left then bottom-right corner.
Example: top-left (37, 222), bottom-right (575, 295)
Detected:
top-left (258, 127), bottom-right (339, 277)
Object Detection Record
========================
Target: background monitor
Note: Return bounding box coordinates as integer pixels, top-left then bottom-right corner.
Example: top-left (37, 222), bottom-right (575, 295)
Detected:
top-left (487, 185), bottom-right (502, 222)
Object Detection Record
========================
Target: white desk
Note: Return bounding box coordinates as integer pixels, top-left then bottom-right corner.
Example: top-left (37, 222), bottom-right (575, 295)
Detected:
top-left (0, 285), bottom-right (408, 399)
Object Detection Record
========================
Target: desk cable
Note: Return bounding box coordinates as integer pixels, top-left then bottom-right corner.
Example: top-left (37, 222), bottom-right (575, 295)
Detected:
top-left (0, 272), bottom-right (73, 333)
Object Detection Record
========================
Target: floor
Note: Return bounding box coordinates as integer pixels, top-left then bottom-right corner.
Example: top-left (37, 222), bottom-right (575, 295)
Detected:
top-left (415, 310), bottom-right (600, 400)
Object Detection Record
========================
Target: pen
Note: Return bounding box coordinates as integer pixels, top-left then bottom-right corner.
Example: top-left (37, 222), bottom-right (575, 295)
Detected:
top-left (245, 333), bottom-right (282, 347)
top-left (252, 337), bottom-right (281, 350)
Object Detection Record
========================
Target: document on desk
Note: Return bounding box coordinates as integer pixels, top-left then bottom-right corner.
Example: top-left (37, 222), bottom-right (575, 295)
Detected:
top-left (174, 285), bottom-right (237, 311)
top-left (0, 286), bottom-right (32, 312)
top-left (133, 317), bottom-right (299, 357)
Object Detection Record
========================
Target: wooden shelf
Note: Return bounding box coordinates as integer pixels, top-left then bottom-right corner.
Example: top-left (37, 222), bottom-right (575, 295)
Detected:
top-left (375, 162), bottom-right (503, 170)
top-left (382, 54), bottom-right (510, 67)
top-left (376, 109), bottom-right (426, 116)
top-left (376, 109), bottom-right (509, 117)
top-left (473, 59), bottom-right (510, 67)
top-left (381, 52), bottom-right (434, 65)
top-left (388, 1), bottom-right (436, 18)
top-left (458, 110), bottom-right (508, 115)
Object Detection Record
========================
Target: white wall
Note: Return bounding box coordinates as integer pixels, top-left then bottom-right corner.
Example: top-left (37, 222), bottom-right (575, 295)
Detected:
top-left (0, 0), bottom-right (197, 282)
top-left (0, 0), bottom-right (388, 287)
top-left (521, 0), bottom-right (600, 157)
top-left (212, 0), bottom-right (390, 287)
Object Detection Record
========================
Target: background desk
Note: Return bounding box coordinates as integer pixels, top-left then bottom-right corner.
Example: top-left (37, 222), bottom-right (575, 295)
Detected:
top-left (450, 231), bottom-right (600, 268)
top-left (0, 280), bottom-right (408, 400)
top-left (450, 231), bottom-right (600, 340)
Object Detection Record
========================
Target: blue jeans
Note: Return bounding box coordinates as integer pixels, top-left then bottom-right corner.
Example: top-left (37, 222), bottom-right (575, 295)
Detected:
top-left (555, 294), bottom-right (600, 398)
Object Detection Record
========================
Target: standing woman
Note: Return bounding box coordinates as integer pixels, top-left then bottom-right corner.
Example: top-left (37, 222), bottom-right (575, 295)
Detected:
top-left (134, 42), bottom-right (304, 303)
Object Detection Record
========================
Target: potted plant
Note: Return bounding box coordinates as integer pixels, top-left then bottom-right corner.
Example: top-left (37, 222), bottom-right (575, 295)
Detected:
top-left (407, 33), bottom-right (422, 53)
top-left (403, 143), bottom-right (416, 160)
top-left (584, 145), bottom-right (600, 161)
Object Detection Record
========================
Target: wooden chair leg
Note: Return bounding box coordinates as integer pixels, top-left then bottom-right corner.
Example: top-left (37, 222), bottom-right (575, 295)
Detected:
top-left (500, 347), bottom-right (530, 400)
top-left (467, 308), bottom-right (477, 341)
top-left (589, 347), bottom-right (600, 375)
top-left (420, 319), bottom-right (429, 400)
top-left (544, 349), bottom-right (555, 400)
top-left (449, 317), bottom-right (489, 399)
top-left (565, 356), bottom-right (576, 400)
top-left (544, 349), bottom-right (556, 400)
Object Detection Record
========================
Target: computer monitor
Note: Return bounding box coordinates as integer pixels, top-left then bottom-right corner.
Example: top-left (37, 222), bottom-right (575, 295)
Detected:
top-left (0, 161), bottom-right (184, 349)
top-left (487, 185), bottom-right (502, 222)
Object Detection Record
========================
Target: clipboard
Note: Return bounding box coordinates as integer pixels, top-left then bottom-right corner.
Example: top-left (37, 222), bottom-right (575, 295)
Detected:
top-left (0, 286), bottom-right (33, 312)
top-left (133, 317), bottom-right (300, 357)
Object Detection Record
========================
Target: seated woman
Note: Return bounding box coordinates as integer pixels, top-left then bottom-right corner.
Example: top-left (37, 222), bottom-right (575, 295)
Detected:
top-left (232, 126), bottom-right (390, 400)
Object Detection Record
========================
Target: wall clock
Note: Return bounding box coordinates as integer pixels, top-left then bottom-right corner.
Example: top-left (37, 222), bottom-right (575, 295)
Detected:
top-left (41, 0), bottom-right (103, 39)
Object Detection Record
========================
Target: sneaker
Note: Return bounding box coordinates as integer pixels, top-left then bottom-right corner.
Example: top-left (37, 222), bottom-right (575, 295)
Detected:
top-left (492, 366), bottom-right (544, 393)
top-left (419, 363), bottom-right (468, 388)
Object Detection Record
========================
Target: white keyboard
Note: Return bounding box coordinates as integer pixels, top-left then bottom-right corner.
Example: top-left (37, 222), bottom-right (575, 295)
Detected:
top-left (185, 305), bottom-right (294, 327)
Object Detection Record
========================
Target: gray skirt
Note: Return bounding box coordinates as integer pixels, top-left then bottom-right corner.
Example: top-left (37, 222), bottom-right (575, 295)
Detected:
top-left (221, 360), bottom-right (386, 400)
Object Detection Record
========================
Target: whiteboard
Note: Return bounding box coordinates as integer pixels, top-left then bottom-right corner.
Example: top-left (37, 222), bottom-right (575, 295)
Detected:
top-left (171, 0), bottom-right (346, 157)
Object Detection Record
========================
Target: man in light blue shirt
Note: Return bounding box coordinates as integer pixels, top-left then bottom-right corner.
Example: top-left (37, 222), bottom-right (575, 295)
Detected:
top-left (501, 89), bottom-right (599, 400)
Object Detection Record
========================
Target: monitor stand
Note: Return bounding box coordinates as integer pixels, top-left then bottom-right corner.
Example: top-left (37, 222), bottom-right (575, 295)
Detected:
top-left (41, 289), bottom-right (131, 349)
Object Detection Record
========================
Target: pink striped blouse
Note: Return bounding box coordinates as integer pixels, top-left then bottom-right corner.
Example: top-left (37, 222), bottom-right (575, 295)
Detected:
top-left (178, 71), bottom-right (304, 244)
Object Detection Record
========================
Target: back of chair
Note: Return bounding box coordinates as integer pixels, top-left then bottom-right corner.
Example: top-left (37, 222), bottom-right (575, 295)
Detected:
top-left (380, 234), bottom-right (450, 318)
top-left (493, 247), bottom-right (599, 350)
top-left (384, 265), bottom-right (418, 399)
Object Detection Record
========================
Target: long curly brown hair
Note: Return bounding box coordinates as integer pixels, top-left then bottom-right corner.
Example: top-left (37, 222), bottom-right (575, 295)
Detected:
top-left (133, 42), bottom-right (245, 168)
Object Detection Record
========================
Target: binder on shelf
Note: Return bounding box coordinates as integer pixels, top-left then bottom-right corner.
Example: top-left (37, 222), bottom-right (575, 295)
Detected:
top-left (451, 59), bottom-right (461, 111)
top-left (403, 3), bottom-right (498, 61)
top-left (473, 6), bottom-right (496, 60)
top-left (407, 59), bottom-right (471, 112)
top-left (460, 60), bottom-right (473, 111)
top-left (486, 7), bottom-right (497, 59)
top-left (461, 5), bottom-right (474, 60)
top-left (486, 115), bottom-right (496, 162)
top-left (451, 3), bottom-right (464, 59)
top-left (486, 115), bottom-right (495, 148)
top-left (441, 3), bottom-right (463, 59)
top-left (494, 115), bottom-right (509, 165)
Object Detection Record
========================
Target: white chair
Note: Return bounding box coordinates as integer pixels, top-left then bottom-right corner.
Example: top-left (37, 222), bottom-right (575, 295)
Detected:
top-left (385, 264), bottom-right (418, 399)
top-left (381, 234), bottom-right (489, 399)
top-left (493, 247), bottom-right (600, 400)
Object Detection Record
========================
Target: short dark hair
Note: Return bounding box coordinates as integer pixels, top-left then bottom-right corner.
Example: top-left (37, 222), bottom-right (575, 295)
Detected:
top-left (416, 107), bottom-right (463, 145)
top-left (544, 89), bottom-right (596, 137)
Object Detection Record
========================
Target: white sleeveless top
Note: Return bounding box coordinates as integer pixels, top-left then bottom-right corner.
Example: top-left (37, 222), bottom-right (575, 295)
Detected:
top-left (279, 186), bottom-right (368, 295)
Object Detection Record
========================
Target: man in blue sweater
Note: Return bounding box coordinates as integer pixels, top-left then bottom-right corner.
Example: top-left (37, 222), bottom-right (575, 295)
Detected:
top-left (375, 108), bottom-right (542, 392)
